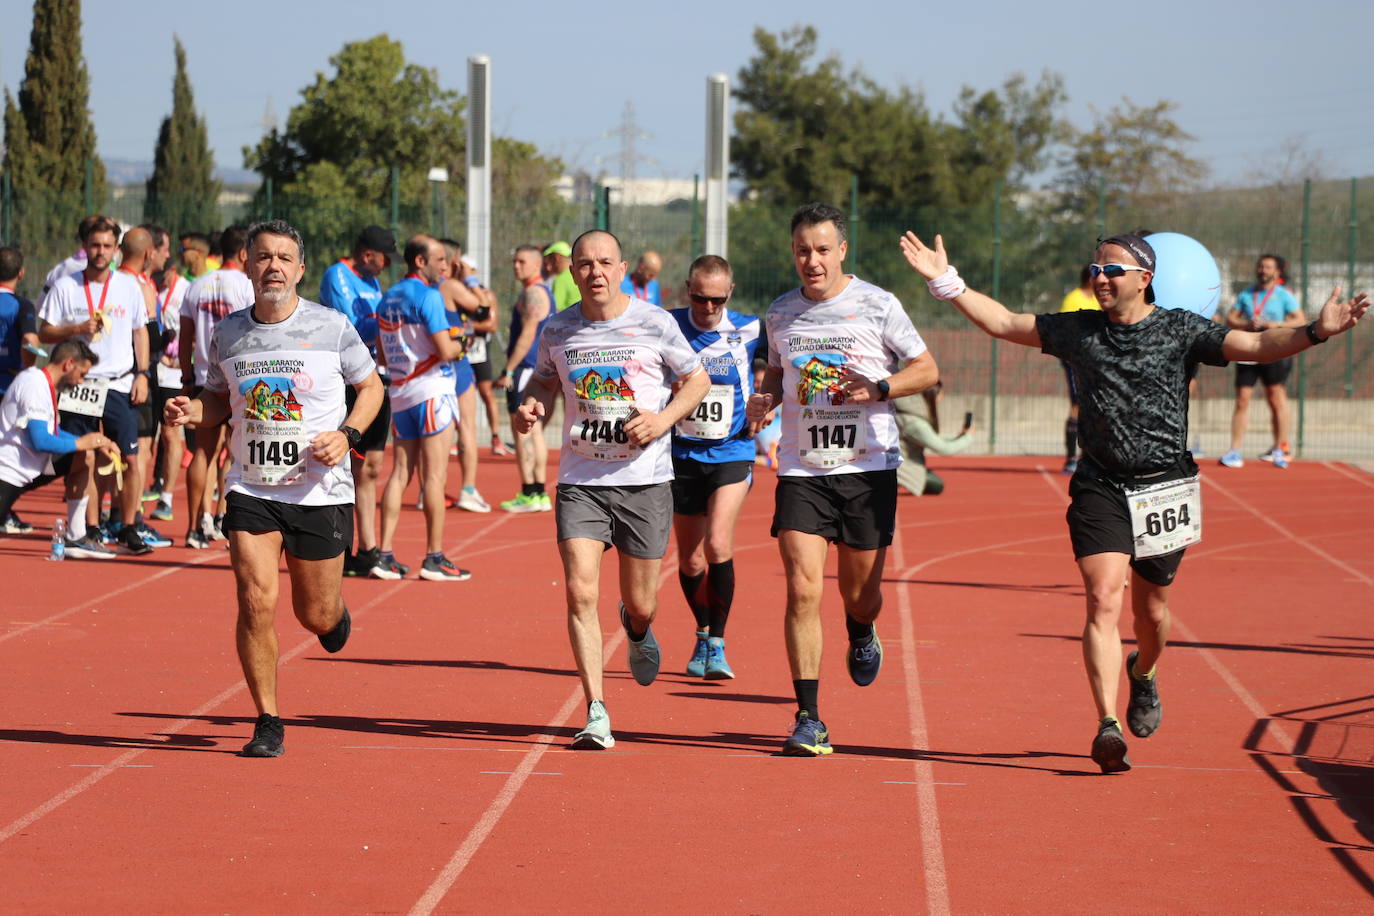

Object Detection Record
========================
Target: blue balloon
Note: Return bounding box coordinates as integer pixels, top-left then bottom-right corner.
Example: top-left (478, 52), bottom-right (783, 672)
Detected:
top-left (1144, 232), bottom-right (1222, 318)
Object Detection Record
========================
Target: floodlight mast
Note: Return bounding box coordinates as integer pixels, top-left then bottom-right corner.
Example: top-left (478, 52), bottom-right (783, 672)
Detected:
top-left (704, 74), bottom-right (729, 258)
top-left (467, 55), bottom-right (492, 285)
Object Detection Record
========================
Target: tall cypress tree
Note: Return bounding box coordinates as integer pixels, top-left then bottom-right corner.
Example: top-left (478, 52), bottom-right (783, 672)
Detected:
top-left (145, 37), bottom-right (220, 236)
top-left (2, 0), bottom-right (105, 252)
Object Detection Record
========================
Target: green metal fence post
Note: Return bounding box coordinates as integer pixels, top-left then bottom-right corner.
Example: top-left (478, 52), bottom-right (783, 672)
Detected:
top-left (990, 179), bottom-right (1003, 453)
top-left (1096, 175), bottom-right (1106, 239)
top-left (689, 174), bottom-right (700, 257)
top-left (84, 159), bottom-right (94, 215)
top-left (595, 185), bottom-right (609, 232)
top-left (1, 171), bottom-right (9, 242)
top-left (1345, 177), bottom-right (1357, 399)
top-left (849, 174), bottom-right (859, 274)
top-left (1297, 179), bottom-right (1311, 453)
top-left (265, 178), bottom-right (274, 221)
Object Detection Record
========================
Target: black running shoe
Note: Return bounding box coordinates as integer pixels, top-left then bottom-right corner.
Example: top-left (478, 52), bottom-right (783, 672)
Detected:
top-left (1125, 650), bottom-right (1161, 738)
top-left (318, 607), bottom-right (351, 653)
top-left (115, 524), bottom-right (154, 556)
top-left (1090, 718), bottom-right (1131, 774)
top-left (242, 713), bottom-right (285, 757)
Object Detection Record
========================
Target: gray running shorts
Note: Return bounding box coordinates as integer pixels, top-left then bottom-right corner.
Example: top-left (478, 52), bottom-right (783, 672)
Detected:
top-left (555, 482), bottom-right (673, 559)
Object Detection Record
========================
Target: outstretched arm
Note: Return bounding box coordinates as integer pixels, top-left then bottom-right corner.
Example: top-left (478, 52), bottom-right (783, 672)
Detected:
top-left (1222, 286), bottom-right (1369, 363)
top-left (899, 232), bottom-right (1041, 348)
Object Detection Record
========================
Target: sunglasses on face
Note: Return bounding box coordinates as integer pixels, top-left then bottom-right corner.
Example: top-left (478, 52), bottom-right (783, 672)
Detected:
top-left (1089, 263), bottom-right (1148, 280)
top-left (688, 292), bottom-right (729, 306)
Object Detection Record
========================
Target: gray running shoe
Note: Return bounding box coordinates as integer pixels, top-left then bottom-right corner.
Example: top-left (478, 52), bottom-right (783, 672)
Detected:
top-left (571, 700), bottom-right (615, 750)
top-left (420, 554), bottom-right (472, 581)
top-left (64, 533), bottom-right (116, 560)
top-left (1125, 651), bottom-right (1162, 738)
top-left (620, 602), bottom-right (660, 686)
top-left (1091, 717), bottom-right (1131, 774)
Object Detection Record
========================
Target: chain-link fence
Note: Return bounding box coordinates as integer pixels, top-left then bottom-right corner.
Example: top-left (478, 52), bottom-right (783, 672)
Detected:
top-left (4, 171), bottom-right (1369, 460)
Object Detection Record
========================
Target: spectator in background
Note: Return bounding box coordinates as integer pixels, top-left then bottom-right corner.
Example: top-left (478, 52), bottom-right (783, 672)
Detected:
top-left (1219, 254), bottom-right (1304, 469)
top-left (543, 241), bottom-right (579, 312)
top-left (621, 250), bottom-right (662, 305)
top-left (179, 233), bottom-right (212, 281)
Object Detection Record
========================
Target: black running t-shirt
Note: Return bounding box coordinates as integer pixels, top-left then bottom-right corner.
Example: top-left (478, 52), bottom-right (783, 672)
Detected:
top-left (1036, 307), bottom-right (1228, 475)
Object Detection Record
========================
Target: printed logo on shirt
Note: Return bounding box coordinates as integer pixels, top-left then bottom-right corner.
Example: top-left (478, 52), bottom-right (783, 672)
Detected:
top-left (571, 365), bottom-right (636, 401)
top-left (240, 376), bottom-right (304, 421)
top-left (794, 353), bottom-right (846, 406)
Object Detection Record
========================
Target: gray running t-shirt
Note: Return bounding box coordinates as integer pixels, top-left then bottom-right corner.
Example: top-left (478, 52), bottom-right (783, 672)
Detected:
top-left (1037, 307), bottom-right (1228, 476)
top-left (206, 298), bottom-right (374, 505)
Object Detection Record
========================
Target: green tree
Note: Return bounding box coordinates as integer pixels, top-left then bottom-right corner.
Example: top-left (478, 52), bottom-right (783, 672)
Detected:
top-left (2, 0), bottom-right (105, 253)
top-left (145, 37), bottom-right (221, 237)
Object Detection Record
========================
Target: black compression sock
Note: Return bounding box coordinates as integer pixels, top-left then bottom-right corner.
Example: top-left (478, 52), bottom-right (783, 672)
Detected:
top-left (845, 615), bottom-right (874, 644)
top-left (706, 559), bottom-right (734, 638)
top-left (678, 570), bottom-right (708, 629)
top-left (793, 679), bottom-right (819, 721)
top-left (1065, 417), bottom-right (1078, 460)
top-left (531, 483), bottom-right (546, 496)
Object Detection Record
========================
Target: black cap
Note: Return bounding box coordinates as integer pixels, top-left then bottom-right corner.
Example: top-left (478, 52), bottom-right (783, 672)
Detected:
top-left (356, 225), bottom-right (398, 257)
top-left (1098, 233), bottom-right (1156, 303)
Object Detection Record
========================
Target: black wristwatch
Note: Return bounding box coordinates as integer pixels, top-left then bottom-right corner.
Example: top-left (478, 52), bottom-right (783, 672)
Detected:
top-left (1304, 321), bottom-right (1328, 345)
top-left (875, 378), bottom-right (891, 402)
top-left (339, 425), bottom-right (363, 448)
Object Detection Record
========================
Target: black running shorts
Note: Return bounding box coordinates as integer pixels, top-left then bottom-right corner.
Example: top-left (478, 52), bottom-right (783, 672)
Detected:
top-left (1066, 463), bottom-right (1192, 586)
top-left (224, 491), bottom-right (353, 561)
top-left (1235, 359), bottom-right (1292, 388)
top-left (670, 457), bottom-right (753, 516)
top-left (771, 470), bottom-right (898, 550)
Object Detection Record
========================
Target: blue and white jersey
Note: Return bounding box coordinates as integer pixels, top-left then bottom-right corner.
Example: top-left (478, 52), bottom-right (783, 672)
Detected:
top-left (669, 307), bottom-right (765, 463)
top-left (377, 276), bottom-right (454, 411)
top-left (319, 260), bottom-right (383, 349)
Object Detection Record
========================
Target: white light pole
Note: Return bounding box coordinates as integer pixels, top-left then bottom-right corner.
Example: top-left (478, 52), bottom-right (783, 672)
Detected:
top-left (467, 55), bottom-right (492, 284)
top-left (704, 74), bottom-right (729, 258)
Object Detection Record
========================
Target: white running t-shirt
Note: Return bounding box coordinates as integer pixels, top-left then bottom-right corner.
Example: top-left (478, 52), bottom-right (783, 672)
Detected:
top-left (39, 270), bottom-right (146, 394)
top-left (180, 268), bottom-right (254, 386)
top-left (766, 276), bottom-right (927, 476)
top-left (534, 298), bottom-right (701, 487)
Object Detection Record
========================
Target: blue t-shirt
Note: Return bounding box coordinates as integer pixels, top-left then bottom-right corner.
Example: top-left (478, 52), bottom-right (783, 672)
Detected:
top-left (0, 289), bottom-right (35, 395)
top-left (319, 260), bottom-right (384, 348)
top-left (620, 277), bottom-right (661, 306)
top-left (1234, 284), bottom-right (1300, 324)
top-left (669, 307), bottom-right (766, 463)
top-left (378, 276), bottom-right (455, 410)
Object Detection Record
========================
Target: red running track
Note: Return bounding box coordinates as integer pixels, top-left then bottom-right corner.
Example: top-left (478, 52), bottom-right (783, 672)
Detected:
top-left (1, 453), bottom-right (1371, 913)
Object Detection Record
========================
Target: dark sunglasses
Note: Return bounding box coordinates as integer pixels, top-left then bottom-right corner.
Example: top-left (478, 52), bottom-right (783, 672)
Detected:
top-left (1089, 263), bottom-right (1148, 280)
top-left (688, 292), bottom-right (729, 306)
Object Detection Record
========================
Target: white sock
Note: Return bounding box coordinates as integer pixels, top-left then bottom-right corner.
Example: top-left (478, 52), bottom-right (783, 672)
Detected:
top-left (67, 497), bottom-right (89, 541)
top-left (160, 491), bottom-right (172, 502)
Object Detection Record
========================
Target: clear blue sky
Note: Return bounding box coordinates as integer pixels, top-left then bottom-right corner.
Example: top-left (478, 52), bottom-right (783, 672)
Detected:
top-left (3, 0), bottom-right (1372, 186)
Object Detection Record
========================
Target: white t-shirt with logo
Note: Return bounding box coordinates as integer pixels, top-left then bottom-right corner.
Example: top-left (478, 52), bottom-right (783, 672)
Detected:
top-left (534, 297), bottom-right (701, 487)
top-left (0, 367), bottom-right (59, 487)
top-left (180, 268), bottom-right (255, 386)
top-left (38, 270), bottom-right (146, 394)
top-left (766, 276), bottom-right (928, 476)
top-left (156, 273), bottom-right (190, 389)
top-left (205, 299), bottom-right (375, 506)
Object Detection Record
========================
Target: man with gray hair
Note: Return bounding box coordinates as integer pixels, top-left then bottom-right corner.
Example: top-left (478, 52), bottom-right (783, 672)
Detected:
top-left (165, 219), bottom-right (383, 758)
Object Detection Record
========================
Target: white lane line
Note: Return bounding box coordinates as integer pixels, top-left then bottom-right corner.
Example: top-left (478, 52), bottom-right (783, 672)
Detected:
top-left (0, 550), bottom-right (222, 646)
top-left (892, 524), bottom-right (951, 916)
top-left (1204, 474), bottom-right (1373, 587)
top-left (0, 517), bottom-right (513, 847)
top-left (408, 558), bottom-right (677, 916)
top-left (1322, 461), bottom-right (1374, 490)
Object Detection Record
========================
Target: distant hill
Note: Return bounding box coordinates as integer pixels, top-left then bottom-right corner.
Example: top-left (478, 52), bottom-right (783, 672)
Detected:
top-left (104, 158), bottom-right (258, 187)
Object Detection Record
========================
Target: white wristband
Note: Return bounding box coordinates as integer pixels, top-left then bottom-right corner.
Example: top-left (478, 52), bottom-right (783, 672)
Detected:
top-left (926, 265), bottom-right (966, 301)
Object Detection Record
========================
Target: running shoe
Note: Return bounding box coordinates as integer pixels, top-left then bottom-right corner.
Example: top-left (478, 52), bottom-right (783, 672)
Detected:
top-left (64, 533), bottom-right (116, 560)
top-left (782, 712), bottom-right (833, 757)
top-left (97, 522), bottom-right (117, 545)
top-left (536, 493), bottom-right (552, 512)
top-left (346, 547), bottom-right (379, 578)
top-left (621, 602), bottom-right (660, 686)
top-left (1125, 650), bottom-right (1161, 738)
top-left (318, 607), bottom-right (351, 653)
top-left (210, 514), bottom-right (227, 541)
top-left (500, 493), bottom-right (542, 513)
top-left (1258, 446), bottom-right (1292, 463)
top-left (185, 530), bottom-right (211, 549)
top-left (704, 637), bottom-right (735, 680)
top-left (1218, 449), bottom-right (1244, 468)
top-left (420, 554), bottom-right (472, 581)
top-left (571, 699), bottom-right (615, 750)
top-left (1272, 451), bottom-right (1289, 469)
top-left (242, 713), bottom-right (285, 757)
top-left (140, 489), bottom-right (160, 502)
top-left (137, 522), bottom-right (173, 548)
top-left (150, 499), bottom-right (174, 522)
top-left (491, 438), bottom-right (515, 457)
top-left (4, 512), bottom-right (34, 535)
top-left (846, 629), bottom-right (883, 687)
top-left (686, 632), bottom-right (709, 677)
top-left (457, 489), bottom-right (491, 513)
top-left (116, 524), bottom-right (154, 556)
top-left (1090, 717), bottom-right (1131, 774)
top-left (1062, 457), bottom-right (1078, 475)
top-left (369, 554), bottom-right (409, 580)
